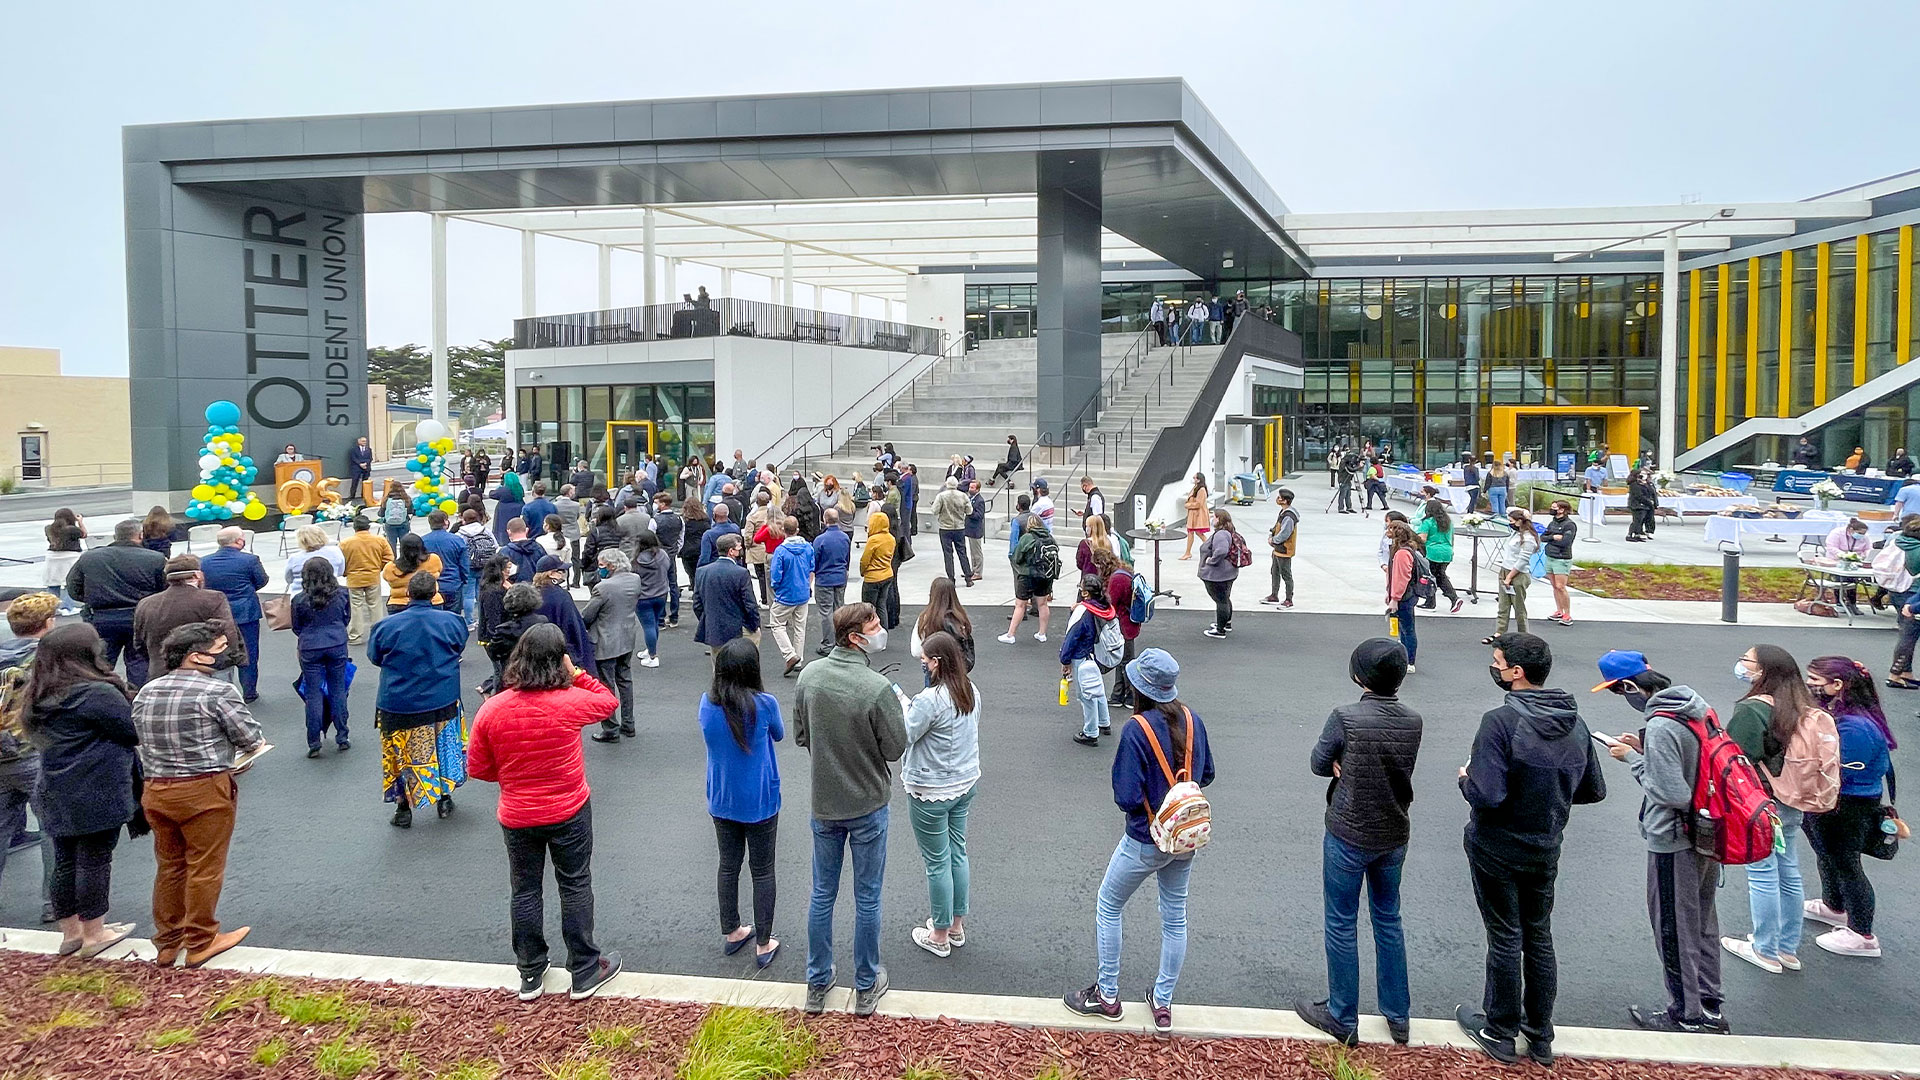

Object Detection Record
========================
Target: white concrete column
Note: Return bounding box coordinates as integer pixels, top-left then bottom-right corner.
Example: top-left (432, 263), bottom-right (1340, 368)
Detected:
top-left (719, 267), bottom-right (732, 299)
top-left (430, 213), bottom-right (448, 422)
top-left (642, 209), bottom-right (657, 306)
top-left (1658, 229), bottom-right (1680, 471)
top-left (596, 244), bottom-right (612, 310)
top-left (519, 229), bottom-right (536, 318)
top-left (782, 244), bottom-right (795, 307)
top-left (664, 257), bottom-right (678, 302)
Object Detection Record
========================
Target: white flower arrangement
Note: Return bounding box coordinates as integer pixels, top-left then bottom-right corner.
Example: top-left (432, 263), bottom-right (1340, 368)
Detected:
top-left (1145, 518), bottom-right (1166, 531)
top-left (1461, 512), bottom-right (1490, 528)
top-left (1809, 479), bottom-right (1845, 499)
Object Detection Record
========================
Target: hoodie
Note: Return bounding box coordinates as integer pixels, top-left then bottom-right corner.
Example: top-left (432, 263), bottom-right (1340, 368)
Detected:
top-left (769, 534), bottom-right (817, 607)
top-left (1896, 531), bottom-right (1920, 581)
top-left (1618, 685), bottom-right (1707, 854)
top-left (1461, 687), bottom-right (1608, 871)
top-left (1057, 598), bottom-right (1117, 665)
top-left (860, 513), bottom-right (896, 583)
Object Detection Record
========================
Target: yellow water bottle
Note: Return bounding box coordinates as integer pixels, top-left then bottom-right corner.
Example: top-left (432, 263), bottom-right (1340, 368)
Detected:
top-left (1059, 676), bottom-right (1072, 706)
top-left (1387, 613), bottom-right (1400, 638)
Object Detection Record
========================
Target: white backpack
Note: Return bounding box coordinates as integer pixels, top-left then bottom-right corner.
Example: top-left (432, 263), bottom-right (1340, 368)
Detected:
top-left (1871, 540), bottom-right (1913, 594)
top-left (1133, 709), bottom-right (1211, 854)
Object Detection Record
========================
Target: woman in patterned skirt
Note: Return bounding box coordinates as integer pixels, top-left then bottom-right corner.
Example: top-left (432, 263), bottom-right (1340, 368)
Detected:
top-left (366, 571), bottom-right (473, 828)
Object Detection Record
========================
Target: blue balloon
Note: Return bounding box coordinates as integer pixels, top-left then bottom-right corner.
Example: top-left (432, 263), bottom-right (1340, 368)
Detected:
top-left (225, 425), bottom-right (239, 434)
top-left (240, 456), bottom-right (253, 467)
top-left (204, 401), bottom-right (241, 427)
top-left (416, 442), bottom-right (430, 454)
top-left (214, 506), bottom-right (233, 519)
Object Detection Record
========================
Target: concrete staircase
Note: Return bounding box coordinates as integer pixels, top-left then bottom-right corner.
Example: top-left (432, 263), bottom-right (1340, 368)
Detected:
top-left (812, 336), bottom-right (1222, 542)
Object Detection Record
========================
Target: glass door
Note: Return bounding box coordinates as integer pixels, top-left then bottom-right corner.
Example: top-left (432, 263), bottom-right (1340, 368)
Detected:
top-left (987, 309), bottom-right (1033, 340)
top-left (603, 421), bottom-right (655, 491)
top-left (17, 434), bottom-right (43, 482)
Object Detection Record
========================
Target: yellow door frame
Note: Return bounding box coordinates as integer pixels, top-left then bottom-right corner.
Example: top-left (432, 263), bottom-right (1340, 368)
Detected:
top-left (1264, 416), bottom-right (1284, 478)
top-left (1489, 406), bottom-right (1641, 465)
top-left (604, 420), bottom-right (656, 491)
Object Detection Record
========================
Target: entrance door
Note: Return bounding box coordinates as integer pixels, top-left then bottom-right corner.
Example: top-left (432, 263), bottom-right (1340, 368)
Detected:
top-left (987, 309), bottom-right (1032, 340)
top-left (17, 434), bottom-right (43, 483)
top-left (604, 421), bottom-right (655, 491)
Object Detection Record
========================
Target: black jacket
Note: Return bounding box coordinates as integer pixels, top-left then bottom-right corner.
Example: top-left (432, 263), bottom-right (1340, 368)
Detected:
top-left (66, 541), bottom-right (167, 615)
top-left (29, 682), bottom-right (139, 838)
top-left (1627, 476), bottom-right (1659, 511)
top-left (1311, 692), bottom-right (1423, 851)
top-left (580, 522), bottom-right (626, 571)
top-left (484, 612), bottom-right (549, 666)
top-left (1460, 688), bottom-right (1606, 871)
top-left (1540, 515), bottom-right (1577, 559)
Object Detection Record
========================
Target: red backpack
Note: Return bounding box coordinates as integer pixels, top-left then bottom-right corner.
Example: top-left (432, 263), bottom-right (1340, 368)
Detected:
top-left (1663, 708), bottom-right (1779, 866)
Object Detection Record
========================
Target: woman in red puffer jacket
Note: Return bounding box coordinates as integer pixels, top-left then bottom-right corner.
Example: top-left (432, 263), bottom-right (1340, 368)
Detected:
top-left (467, 624), bottom-right (624, 999)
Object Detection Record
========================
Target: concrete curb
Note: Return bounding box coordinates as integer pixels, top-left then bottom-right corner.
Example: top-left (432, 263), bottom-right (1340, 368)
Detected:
top-left (3, 930), bottom-right (1911, 1074)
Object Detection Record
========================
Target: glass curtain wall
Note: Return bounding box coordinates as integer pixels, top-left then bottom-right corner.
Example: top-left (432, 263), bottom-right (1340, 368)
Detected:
top-left (516, 381), bottom-right (716, 481)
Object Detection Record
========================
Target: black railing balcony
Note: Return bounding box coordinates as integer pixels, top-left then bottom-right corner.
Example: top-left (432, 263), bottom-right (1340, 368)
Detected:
top-left (513, 297), bottom-right (940, 355)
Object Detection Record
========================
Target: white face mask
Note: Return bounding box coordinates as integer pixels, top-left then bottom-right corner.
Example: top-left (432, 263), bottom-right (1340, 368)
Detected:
top-left (856, 626), bottom-right (887, 654)
top-left (1734, 659), bottom-right (1755, 683)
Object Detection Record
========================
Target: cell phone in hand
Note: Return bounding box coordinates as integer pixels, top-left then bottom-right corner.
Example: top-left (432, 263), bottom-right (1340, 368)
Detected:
top-left (1590, 730), bottom-right (1624, 748)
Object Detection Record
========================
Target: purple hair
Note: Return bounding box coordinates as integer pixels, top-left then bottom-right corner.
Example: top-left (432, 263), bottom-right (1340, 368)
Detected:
top-left (1807, 655), bottom-right (1898, 749)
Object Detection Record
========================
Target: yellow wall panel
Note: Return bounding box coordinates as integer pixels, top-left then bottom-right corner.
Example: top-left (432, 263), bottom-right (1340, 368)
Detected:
top-left (1855, 234), bottom-right (1870, 386)
top-left (1715, 263), bottom-right (1731, 434)
top-left (1687, 270), bottom-right (1702, 447)
top-left (1814, 242), bottom-right (1831, 407)
top-left (1778, 248), bottom-right (1794, 417)
top-left (1745, 256), bottom-right (1761, 416)
top-left (1900, 225), bottom-right (1914, 364)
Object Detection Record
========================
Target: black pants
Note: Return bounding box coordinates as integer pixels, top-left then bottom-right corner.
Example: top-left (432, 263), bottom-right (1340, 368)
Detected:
top-left (680, 550), bottom-right (701, 594)
top-left (1647, 848), bottom-right (1721, 1022)
top-left (1424, 561), bottom-right (1458, 606)
top-left (665, 556), bottom-right (681, 622)
top-left (1469, 846), bottom-right (1559, 1045)
top-left (1269, 555), bottom-right (1293, 602)
top-left (714, 814), bottom-right (778, 946)
top-left (1629, 505), bottom-right (1656, 538)
top-left (1807, 795), bottom-right (1882, 935)
top-left (503, 801), bottom-right (602, 985)
top-left (1336, 475), bottom-right (1355, 511)
top-left (861, 579), bottom-right (900, 629)
top-left (1203, 578), bottom-right (1233, 630)
top-left (1111, 634), bottom-right (1139, 707)
top-left (753, 563), bottom-right (771, 607)
top-left (1364, 481), bottom-right (1390, 510)
top-left (1894, 604), bottom-right (1920, 674)
top-left (50, 828), bottom-right (119, 922)
top-left (595, 654), bottom-right (634, 735)
top-left (88, 610), bottom-right (142, 686)
top-left (939, 529), bottom-right (973, 582)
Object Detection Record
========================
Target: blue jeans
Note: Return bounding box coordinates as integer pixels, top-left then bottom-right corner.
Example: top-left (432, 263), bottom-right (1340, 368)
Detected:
top-left (462, 578), bottom-right (478, 626)
top-left (1322, 832), bottom-right (1410, 1028)
top-left (636, 595), bottom-right (666, 657)
top-left (1489, 487), bottom-right (1508, 516)
top-left (298, 650), bottom-right (350, 749)
top-left (1747, 806), bottom-right (1804, 959)
top-left (384, 523), bottom-right (408, 550)
top-left (1096, 835), bottom-right (1193, 1007)
top-left (1074, 659), bottom-right (1108, 738)
top-left (236, 618), bottom-right (261, 699)
top-left (665, 558), bottom-right (681, 621)
top-left (807, 805), bottom-right (889, 991)
top-left (1393, 594), bottom-right (1417, 665)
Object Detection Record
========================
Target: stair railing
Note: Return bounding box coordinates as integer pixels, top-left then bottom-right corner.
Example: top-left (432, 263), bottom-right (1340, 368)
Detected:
top-left (755, 331), bottom-right (971, 472)
top-left (841, 330), bottom-right (975, 452)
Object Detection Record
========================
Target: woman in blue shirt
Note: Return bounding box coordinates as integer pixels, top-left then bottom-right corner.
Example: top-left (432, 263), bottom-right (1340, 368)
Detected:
top-left (698, 636), bottom-right (783, 967)
top-left (291, 560), bottom-right (351, 757)
top-left (1801, 656), bottom-right (1897, 958)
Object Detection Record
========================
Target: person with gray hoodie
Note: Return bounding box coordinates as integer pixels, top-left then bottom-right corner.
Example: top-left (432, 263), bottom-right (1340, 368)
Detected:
top-left (1592, 650), bottom-right (1728, 1036)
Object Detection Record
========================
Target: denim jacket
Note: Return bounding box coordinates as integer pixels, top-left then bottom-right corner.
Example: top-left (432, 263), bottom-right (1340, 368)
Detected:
top-left (902, 683), bottom-right (981, 798)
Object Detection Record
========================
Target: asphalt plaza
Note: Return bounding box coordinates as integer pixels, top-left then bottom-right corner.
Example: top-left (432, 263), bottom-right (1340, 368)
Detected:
top-left (0, 602), bottom-right (1912, 1043)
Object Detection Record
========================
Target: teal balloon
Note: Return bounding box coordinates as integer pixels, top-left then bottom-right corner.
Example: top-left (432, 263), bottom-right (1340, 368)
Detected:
top-left (240, 456), bottom-right (253, 467)
top-left (204, 401), bottom-right (241, 427)
top-left (225, 425), bottom-right (239, 434)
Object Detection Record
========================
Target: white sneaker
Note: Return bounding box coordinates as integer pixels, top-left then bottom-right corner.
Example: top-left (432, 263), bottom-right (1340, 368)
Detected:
top-left (997, 633), bottom-right (1017, 645)
top-left (1816, 928), bottom-right (1881, 957)
top-left (1721, 936), bottom-right (1783, 974)
top-left (1803, 899), bottom-right (1849, 928)
top-left (1406, 664), bottom-right (1416, 674)
top-left (910, 924), bottom-right (951, 958)
top-left (1202, 626), bottom-right (1225, 639)
top-left (639, 655), bottom-right (660, 668)
top-left (1033, 632), bottom-right (1048, 643)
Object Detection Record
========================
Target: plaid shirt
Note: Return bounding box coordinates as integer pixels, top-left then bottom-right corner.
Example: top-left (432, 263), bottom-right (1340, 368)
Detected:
top-left (132, 669), bottom-right (265, 778)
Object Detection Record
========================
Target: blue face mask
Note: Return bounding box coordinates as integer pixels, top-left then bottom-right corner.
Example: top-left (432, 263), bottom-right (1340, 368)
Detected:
top-left (598, 568), bottom-right (610, 579)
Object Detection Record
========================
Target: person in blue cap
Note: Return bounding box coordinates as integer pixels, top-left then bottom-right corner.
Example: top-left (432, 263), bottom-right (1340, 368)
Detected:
top-left (1062, 648), bottom-right (1215, 1035)
top-left (1591, 650), bottom-right (1730, 1036)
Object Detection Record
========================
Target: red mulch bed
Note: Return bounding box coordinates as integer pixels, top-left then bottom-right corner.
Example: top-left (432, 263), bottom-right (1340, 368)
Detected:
top-left (0, 951), bottom-right (1875, 1080)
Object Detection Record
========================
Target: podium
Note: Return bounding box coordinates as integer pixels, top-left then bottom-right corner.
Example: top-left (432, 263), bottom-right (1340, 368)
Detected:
top-left (274, 459), bottom-right (324, 487)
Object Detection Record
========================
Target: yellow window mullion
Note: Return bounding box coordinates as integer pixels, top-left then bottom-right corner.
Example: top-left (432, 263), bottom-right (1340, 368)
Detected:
top-left (1745, 256), bottom-right (1761, 416)
top-left (1779, 248), bottom-right (1794, 416)
top-left (1687, 269), bottom-right (1702, 447)
top-left (1854, 234), bottom-right (1870, 386)
top-left (1715, 263), bottom-right (1731, 434)
top-left (1814, 243), bottom-right (1831, 406)
top-left (1899, 225), bottom-right (1914, 365)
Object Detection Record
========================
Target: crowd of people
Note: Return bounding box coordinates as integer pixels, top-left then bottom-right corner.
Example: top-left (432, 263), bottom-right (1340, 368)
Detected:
top-left (0, 441), bottom-right (1903, 1045)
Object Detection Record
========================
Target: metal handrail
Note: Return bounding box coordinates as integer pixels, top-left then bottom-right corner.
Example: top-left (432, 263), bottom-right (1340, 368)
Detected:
top-left (1032, 324), bottom-right (1167, 475)
top-left (840, 331), bottom-right (975, 453)
top-left (755, 332), bottom-right (969, 470)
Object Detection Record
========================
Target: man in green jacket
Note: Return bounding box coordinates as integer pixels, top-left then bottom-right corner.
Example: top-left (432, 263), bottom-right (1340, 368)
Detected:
top-left (794, 602), bottom-right (907, 1019)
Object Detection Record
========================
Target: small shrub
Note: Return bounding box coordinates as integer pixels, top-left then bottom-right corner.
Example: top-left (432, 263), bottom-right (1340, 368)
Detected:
top-left (148, 1028), bottom-right (197, 1050)
top-left (0, 476), bottom-right (18, 496)
top-left (313, 1034), bottom-right (378, 1080)
top-left (437, 1061), bottom-right (502, 1080)
top-left (39, 971), bottom-right (144, 1008)
top-left (537, 1060), bottom-right (613, 1080)
top-left (271, 989), bottom-right (356, 1025)
top-left (586, 1023), bottom-right (646, 1052)
top-left (253, 1036), bottom-right (291, 1066)
top-left (207, 977), bottom-right (283, 1019)
top-left (678, 1006), bottom-right (818, 1080)
top-left (1311, 1046), bottom-right (1381, 1080)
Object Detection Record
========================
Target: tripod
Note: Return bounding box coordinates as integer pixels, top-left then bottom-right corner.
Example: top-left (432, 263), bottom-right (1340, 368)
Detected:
top-left (1325, 473), bottom-right (1368, 517)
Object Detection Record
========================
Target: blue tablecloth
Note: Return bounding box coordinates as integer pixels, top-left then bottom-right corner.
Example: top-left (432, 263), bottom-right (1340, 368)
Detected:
top-left (1771, 469), bottom-right (1901, 505)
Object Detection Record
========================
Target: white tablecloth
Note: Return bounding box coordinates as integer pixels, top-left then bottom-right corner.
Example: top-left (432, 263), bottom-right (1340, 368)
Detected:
top-left (1702, 513), bottom-right (1892, 546)
top-left (1582, 493), bottom-right (1758, 518)
top-left (1448, 466), bottom-right (1555, 485)
top-left (1385, 474), bottom-right (1475, 512)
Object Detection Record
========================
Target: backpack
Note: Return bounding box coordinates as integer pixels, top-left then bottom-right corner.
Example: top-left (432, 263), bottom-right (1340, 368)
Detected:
top-left (1092, 609), bottom-right (1125, 669)
top-left (0, 650), bottom-right (34, 764)
top-left (1122, 569), bottom-right (1156, 625)
top-left (1871, 540), bottom-right (1913, 594)
top-left (1666, 707), bottom-right (1779, 866)
top-left (1030, 530), bottom-right (1062, 580)
top-left (384, 497), bottom-right (409, 526)
top-left (466, 529), bottom-right (498, 573)
top-left (1756, 700), bottom-right (1841, 813)
top-left (1225, 529), bottom-right (1253, 569)
top-left (1406, 548), bottom-right (1437, 602)
top-left (1132, 709), bottom-right (1211, 854)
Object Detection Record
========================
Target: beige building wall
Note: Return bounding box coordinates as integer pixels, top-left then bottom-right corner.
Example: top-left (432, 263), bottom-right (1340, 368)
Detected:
top-left (0, 347), bottom-right (132, 488)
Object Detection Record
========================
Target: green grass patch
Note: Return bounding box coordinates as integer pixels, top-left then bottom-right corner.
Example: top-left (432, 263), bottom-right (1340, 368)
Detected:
top-left (436, 1061), bottom-right (502, 1080)
top-left (313, 1034), bottom-right (378, 1080)
top-left (678, 1005), bottom-right (819, 1080)
top-left (1031, 1064), bottom-right (1077, 1080)
top-left (270, 989), bottom-right (357, 1025)
top-left (898, 1062), bottom-right (961, 1080)
top-left (537, 1060), bottom-right (613, 1080)
top-left (147, 1027), bottom-right (197, 1050)
top-left (397, 1051), bottom-right (423, 1078)
top-left (253, 1036), bottom-right (292, 1066)
top-left (24, 1005), bottom-right (103, 1038)
top-left (586, 1023), bottom-right (647, 1052)
top-left (38, 971), bottom-right (145, 1008)
top-left (1573, 562), bottom-right (1807, 603)
top-left (206, 976), bottom-right (284, 1019)
top-left (380, 1008), bottom-right (419, 1033)
top-left (1310, 1046), bottom-right (1381, 1080)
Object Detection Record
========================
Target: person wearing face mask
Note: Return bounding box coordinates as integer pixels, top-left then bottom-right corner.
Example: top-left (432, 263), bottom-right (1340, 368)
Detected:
top-left (581, 549), bottom-right (642, 742)
top-left (1539, 501), bottom-right (1577, 626)
top-left (1455, 633), bottom-right (1606, 1066)
top-left (693, 534), bottom-right (761, 657)
top-left (1591, 651), bottom-right (1729, 1035)
top-left (1799, 655), bottom-right (1897, 959)
top-left (131, 620), bottom-right (265, 968)
top-left (1822, 518), bottom-right (1873, 616)
top-left (1295, 638), bottom-right (1422, 1049)
top-left (793, 603), bottom-right (908, 1018)
top-left (1482, 509), bottom-right (1540, 644)
top-left (130, 556), bottom-right (241, 692)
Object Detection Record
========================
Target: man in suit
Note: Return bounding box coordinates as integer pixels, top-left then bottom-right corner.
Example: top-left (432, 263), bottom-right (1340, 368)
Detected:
top-left (693, 533), bottom-right (759, 653)
top-left (698, 503), bottom-right (743, 568)
top-left (347, 437), bottom-right (374, 500)
top-left (132, 555), bottom-right (240, 685)
top-left (198, 528), bottom-right (269, 703)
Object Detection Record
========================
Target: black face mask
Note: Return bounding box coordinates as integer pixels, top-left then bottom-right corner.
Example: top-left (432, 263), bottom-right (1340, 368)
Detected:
top-left (1489, 664), bottom-right (1516, 692)
top-left (1621, 688), bottom-right (1650, 712)
top-left (198, 651), bottom-right (239, 673)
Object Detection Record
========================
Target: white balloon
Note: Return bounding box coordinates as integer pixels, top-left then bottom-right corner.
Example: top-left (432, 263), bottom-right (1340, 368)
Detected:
top-left (228, 500), bottom-right (246, 512)
top-left (416, 419), bottom-right (448, 443)
top-left (199, 454), bottom-right (222, 471)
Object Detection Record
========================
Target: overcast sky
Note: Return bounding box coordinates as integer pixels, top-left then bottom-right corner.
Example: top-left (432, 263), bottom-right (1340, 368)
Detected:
top-left (3, 0), bottom-right (1914, 375)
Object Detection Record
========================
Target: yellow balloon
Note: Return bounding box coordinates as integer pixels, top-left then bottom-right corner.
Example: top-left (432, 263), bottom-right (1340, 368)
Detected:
top-left (439, 499), bottom-right (458, 514)
top-left (242, 500), bottom-right (268, 521)
top-left (192, 484), bottom-right (214, 500)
